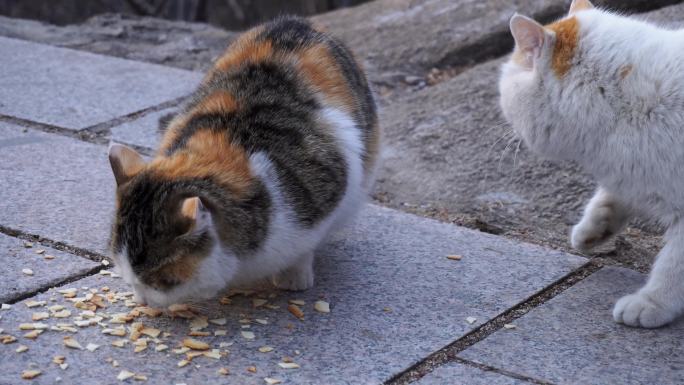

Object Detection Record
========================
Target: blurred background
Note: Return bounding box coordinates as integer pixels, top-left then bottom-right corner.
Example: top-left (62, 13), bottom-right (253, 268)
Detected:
top-left (0, 0), bottom-right (370, 29)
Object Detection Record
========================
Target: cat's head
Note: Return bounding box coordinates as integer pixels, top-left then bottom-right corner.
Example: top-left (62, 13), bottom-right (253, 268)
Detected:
top-left (500, 0), bottom-right (616, 161)
top-left (107, 143), bottom-right (230, 308)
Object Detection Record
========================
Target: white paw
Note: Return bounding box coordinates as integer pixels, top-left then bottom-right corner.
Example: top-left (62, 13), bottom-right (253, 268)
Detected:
top-left (571, 219), bottom-right (614, 252)
top-left (613, 292), bottom-right (677, 328)
top-left (272, 265), bottom-right (314, 291)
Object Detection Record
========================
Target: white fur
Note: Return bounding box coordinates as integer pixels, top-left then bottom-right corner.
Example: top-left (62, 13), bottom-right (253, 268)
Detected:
top-left (118, 107), bottom-right (370, 307)
top-left (501, 8), bottom-right (684, 327)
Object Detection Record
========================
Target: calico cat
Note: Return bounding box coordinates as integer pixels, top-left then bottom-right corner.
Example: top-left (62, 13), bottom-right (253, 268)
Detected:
top-left (107, 16), bottom-right (379, 308)
top-left (500, 0), bottom-right (684, 328)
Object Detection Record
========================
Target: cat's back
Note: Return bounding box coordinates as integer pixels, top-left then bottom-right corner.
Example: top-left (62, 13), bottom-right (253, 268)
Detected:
top-left (157, 16), bottom-right (379, 228)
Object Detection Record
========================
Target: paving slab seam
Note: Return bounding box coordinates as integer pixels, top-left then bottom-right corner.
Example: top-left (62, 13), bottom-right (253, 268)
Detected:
top-left (388, 260), bottom-right (604, 385)
top-left (0, 95), bottom-right (185, 150)
top-left (0, 114), bottom-right (108, 145)
top-left (2, 264), bottom-right (103, 305)
top-left (0, 224), bottom-right (107, 263)
top-left (79, 94), bottom-right (187, 136)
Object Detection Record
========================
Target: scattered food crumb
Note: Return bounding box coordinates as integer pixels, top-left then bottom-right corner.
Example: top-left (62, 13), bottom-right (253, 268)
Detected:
top-left (446, 255), bottom-right (462, 261)
top-left (217, 367), bottom-right (230, 376)
top-left (247, 366), bottom-right (257, 373)
top-left (182, 338), bottom-right (210, 351)
top-left (252, 299), bottom-right (268, 308)
top-left (22, 268), bottom-right (34, 276)
top-left (16, 344), bottom-right (28, 353)
top-left (63, 336), bottom-right (83, 349)
top-left (466, 316), bottom-right (477, 325)
top-left (209, 318), bottom-right (227, 326)
top-left (52, 356), bottom-right (65, 365)
top-left (86, 343), bottom-right (100, 352)
top-left (278, 362), bottom-right (300, 369)
top-left (264, 378), bottom-right (282, 385)
top-left (258, 346), bottom-right (274, 353)
top-left (314, 300), bottom-right (330, 313)
top-left (287, 304), bottom-right (304, 320)
top-left (31, 312), bottom-right (49, 321)
top-left (21, 370), bottom-right (41, 380)
top-left (25, 300), bottom-right (45, 308)
top-left (117, 370), bottom-right (135, 381)
top-left (241, 331), bottom-right (255, 340)
top-left (177, 360), bottom-right (190, 368)
top-left (503, 323), bottom-right (517, 329)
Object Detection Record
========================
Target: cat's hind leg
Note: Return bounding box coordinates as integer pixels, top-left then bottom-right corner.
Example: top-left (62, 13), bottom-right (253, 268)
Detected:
top-left (271, 251), bottom-right (314, 291)
top-left (571, 187), bottom-right (632, 251)
top-left (613, 223), bottom-right (684, 328)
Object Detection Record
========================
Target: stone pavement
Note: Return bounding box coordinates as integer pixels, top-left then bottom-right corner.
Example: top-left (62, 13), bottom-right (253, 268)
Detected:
top-left (1, 1), bottom-right (684, 384)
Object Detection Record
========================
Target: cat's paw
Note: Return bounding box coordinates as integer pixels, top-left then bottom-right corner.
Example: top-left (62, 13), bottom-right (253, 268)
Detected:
top-left (571, 216), bottom-right (615, 251)
top-left (271, 256), bottom-right (314, 291)
top-left (613, 292), bottom-right (677, 328)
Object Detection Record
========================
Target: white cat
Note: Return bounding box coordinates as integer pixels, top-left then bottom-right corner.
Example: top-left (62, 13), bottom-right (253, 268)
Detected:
top-left (500, 0), bottom-right (684, 327)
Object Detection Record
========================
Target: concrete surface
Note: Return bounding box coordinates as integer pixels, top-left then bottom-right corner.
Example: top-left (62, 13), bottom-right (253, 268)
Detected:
top-left (0, 36), bottom-right (200, 130)
top-left (460, 267), bottom-right (684, 385)
top-left (0, 122), bottom-right (114, 255)
top-left (1, 1), bottom-right (684, 384)
top-left (110, 107), bottom-right (177, 151)
top-left (0, 233), bottom-right (99, 304)
top-left (1, 0), bottom-right (678, 274)
top-left (416, 363), bottom-right (526, 385)
top-left (0, 205), bottom-right (586, 384)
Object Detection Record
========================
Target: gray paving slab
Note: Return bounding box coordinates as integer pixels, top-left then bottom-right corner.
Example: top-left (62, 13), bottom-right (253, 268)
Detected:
top-left (0, 233), bottom-right (100, 304)
top-left (0, 36), bottom-right (201, 130)
top-left (110, 107), bottom-right (178, 150)
top-left (416, 363), bottom-right (526, 385)
top-left (0, 204), bottom-right (586, 385)
top-left (460, 267), bottom-right (684, 385)
top-left (0, 122), bottom-right (115, 255)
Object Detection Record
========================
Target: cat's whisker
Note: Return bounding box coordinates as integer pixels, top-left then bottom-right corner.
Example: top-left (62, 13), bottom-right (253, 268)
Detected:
top-left (485, 130), bottom-right (515, 160)
top-left (497, 135), bottom-right (519, 172)
top-left (512, 138), bottom-right (523, 169)
top-left (482, 120), bottom-right (511, 136)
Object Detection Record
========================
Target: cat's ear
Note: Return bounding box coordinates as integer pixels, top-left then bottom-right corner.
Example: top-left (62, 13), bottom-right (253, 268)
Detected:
top-left (181, 197), bottom-right (203, 221)
top-left (108, 143), bottom-right (146, 186)
top-left (510, 14), bottom-right (546, 69)
top-left (181, 197), bottom-right (211, 232)
top-left (569, 0), bottom-right (594, 14)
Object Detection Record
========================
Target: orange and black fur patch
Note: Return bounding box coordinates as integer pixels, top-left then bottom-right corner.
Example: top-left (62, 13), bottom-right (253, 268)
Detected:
top-left (110, 16), bottom-right (377, 290)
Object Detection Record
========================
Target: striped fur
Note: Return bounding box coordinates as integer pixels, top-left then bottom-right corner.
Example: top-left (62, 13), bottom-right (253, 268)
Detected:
top-left (108, 16), bottom-right (379, 307)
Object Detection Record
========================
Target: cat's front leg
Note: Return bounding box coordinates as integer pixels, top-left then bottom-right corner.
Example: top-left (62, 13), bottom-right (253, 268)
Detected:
top-left (613, 223), bottom-right (684, 328)
top-left (571, 187), bottom-right (632, 251)
top-left (271, 251), bottom-right (315, 291)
